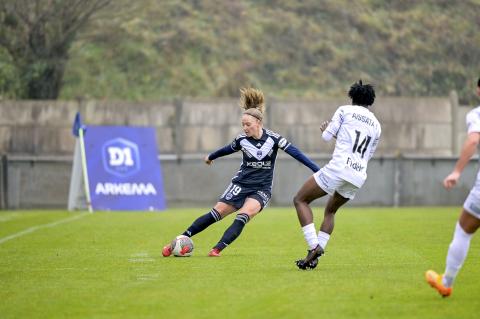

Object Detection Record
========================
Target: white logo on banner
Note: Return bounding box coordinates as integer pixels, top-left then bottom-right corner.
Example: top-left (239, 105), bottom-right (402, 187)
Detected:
top-left (102, 138), bottom-right (141, 177)
top-left (95, 183), bottom-right (157, 195)
top-left (108, 147), bottom-right (135, 166)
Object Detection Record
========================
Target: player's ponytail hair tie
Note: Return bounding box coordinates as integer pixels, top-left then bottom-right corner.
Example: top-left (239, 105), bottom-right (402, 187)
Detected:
top-left (239, 87), bottom-right (265, 122)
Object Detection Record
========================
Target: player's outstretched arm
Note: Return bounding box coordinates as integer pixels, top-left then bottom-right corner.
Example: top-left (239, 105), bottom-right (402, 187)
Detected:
top-left (444, 132), bottom-right (480, 189)
top-left (205, 144), bottom-right (238, 165)
top-left (204, 155), bottom-right (213, 165)
top-left (283, 144), bottom-right (320, 172)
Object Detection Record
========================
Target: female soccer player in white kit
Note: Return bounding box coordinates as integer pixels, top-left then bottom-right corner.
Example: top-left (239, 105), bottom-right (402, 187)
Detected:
top-left (293, 80), bottom-right (381, 270)
top-left (425, 78), bottom-right (480, 297)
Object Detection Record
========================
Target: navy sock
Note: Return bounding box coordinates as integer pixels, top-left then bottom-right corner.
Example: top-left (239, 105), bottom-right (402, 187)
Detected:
top-left (214, 213), bottom-right (250, 251)
top-left (183, 208), bottom-right (221, 237)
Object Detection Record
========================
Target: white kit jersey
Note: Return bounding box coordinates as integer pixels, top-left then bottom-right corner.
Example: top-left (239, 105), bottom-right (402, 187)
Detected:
top-left (466, 106), bottom-right (480, 180)
top-left (466, 106), bottom-right (480, 135)
top-left (322, 105), bottom-right (381, 187)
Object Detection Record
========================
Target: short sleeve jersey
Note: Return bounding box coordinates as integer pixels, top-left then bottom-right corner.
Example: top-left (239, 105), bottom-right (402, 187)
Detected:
top-left (322, 105), bottom-right (381, 188)
top-left (466, 106), bottom-right (480, 134)
top-left (229, 128), bottom-right (290, 191)
top-left (466, 106), bottom-right (480, 171)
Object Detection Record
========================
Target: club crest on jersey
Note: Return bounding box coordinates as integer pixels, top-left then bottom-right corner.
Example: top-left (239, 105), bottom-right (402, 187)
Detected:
top-left (240, 137), bottom-right (275, 160)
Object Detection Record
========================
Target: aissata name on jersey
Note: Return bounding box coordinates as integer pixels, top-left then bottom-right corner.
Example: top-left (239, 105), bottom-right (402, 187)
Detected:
top-left (352, 113), bottom-right (375, 127)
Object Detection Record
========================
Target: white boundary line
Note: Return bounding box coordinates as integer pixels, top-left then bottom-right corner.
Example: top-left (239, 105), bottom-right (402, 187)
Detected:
top-left (0, 213), bottom-right (88, 245)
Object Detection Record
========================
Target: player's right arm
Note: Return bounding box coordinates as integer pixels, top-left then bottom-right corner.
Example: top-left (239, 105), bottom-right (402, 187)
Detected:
top-left (444, 111), bottom-right (480, 188)
top-left (205, 135), bottom-right (242, 165)
top-left (443, 132), bottom-right (480, 188)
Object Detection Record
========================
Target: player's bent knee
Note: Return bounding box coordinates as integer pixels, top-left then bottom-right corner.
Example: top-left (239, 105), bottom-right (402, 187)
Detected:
top-left (296, 195), bottom-right (315, 206)
top-left (459, 209), bottom-right (480, 234)
top-left (213, 208), bottom-right (227, 218)
top-left (293, 194), bottom-right (307, 206)
top-left (293, 195), bottom-right (299, 206)
top-left (324, 206), bottom-right (339, 215)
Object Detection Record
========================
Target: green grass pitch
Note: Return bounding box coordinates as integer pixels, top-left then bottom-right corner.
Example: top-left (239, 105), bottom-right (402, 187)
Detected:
top-left (0, 207), bottom-right (479, 319)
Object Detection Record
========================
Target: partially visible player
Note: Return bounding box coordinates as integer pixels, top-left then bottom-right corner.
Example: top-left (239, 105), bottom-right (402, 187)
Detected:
top-left (162, 87), bottom-right (320, 257)
top-left (425, 78), bottom-right (480, 297)
top-left (293, 80), bottom-right (381, 270)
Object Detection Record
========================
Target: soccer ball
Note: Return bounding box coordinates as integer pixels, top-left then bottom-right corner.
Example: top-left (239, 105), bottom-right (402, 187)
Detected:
top-left (171, 235), bottom-right (194, 257)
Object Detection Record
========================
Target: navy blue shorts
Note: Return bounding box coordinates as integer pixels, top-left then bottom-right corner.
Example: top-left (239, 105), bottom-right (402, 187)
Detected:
top-left (219, 182), bottom-right (271, 211)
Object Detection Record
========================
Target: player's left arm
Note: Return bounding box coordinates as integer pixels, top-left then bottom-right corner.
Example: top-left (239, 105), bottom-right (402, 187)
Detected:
top-left (321, 107), bottom-right (345, 142)
top-left (205, 138), bottom-right (240, 165)
top-left (278, 137), bottom-right (320, 172)
top-left (320, 121), bottom-right (335, 141)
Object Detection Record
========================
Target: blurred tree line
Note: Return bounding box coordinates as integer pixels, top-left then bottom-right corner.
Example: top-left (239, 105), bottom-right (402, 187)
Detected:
top-left (0, 0), bottom-right (111, 99)
top-left (1, 0), bottom-right (479, 104)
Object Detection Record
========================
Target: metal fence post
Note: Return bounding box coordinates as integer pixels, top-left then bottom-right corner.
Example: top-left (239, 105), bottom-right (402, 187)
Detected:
top-left (393, 152), bottom-right (402, 207)
top-left (174, 98), bottom-right (184, 162)
top-left (450, 90), bottom-right (459, 155)
top-left (0, 155), bottom-right (7, 209)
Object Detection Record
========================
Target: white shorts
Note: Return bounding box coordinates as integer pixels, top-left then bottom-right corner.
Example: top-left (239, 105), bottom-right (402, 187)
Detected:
top-left (464, 180), bottom-right (480, 219)
top-left (313, 169), bottom-right (359, 200)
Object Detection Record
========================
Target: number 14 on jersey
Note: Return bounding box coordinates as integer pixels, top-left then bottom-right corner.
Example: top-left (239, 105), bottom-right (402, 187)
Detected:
top-left (352, 130), bottom-right (371, 158)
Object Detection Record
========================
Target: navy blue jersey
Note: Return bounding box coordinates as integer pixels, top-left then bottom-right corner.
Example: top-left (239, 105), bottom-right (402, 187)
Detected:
top-left (214, 129), bottom-right (290, 189)
top-left (208, 128), bottom-right (319, 192)
top-left (229, 129), bottom-right (288, 190)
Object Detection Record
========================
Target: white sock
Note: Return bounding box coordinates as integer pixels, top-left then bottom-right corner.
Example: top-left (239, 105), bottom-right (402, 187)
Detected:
top-left (302, 223), bottom-right (319, 249)
top-left (317, 231), bottom-right (331, 250)
top-left (443, 222), bottom-right (472, 287)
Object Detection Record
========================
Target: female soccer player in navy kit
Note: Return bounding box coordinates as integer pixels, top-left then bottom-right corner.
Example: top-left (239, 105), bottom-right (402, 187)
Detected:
top-left (163, 87), bottom-right (319, 257)
top-left (293, 81), bottom-right (381, 270)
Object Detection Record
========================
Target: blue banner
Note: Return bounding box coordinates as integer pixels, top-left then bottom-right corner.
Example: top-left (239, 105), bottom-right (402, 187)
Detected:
top-left (84, 126), bottom-right (167, 211)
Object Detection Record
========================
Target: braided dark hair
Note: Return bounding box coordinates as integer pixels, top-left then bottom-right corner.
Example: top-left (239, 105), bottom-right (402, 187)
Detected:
top-left (348, 80), bottom-right (375, 106)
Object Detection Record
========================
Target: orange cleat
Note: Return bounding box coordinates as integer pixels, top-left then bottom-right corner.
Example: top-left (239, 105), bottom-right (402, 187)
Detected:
top-left (208, 248), bottom-right (221, 257)
top-left (162, 243), bottom-right (173, 257)
top-left (425, 270), bottom-right (452, 297)
top-left (180, 245), bottom-right (191, 256)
